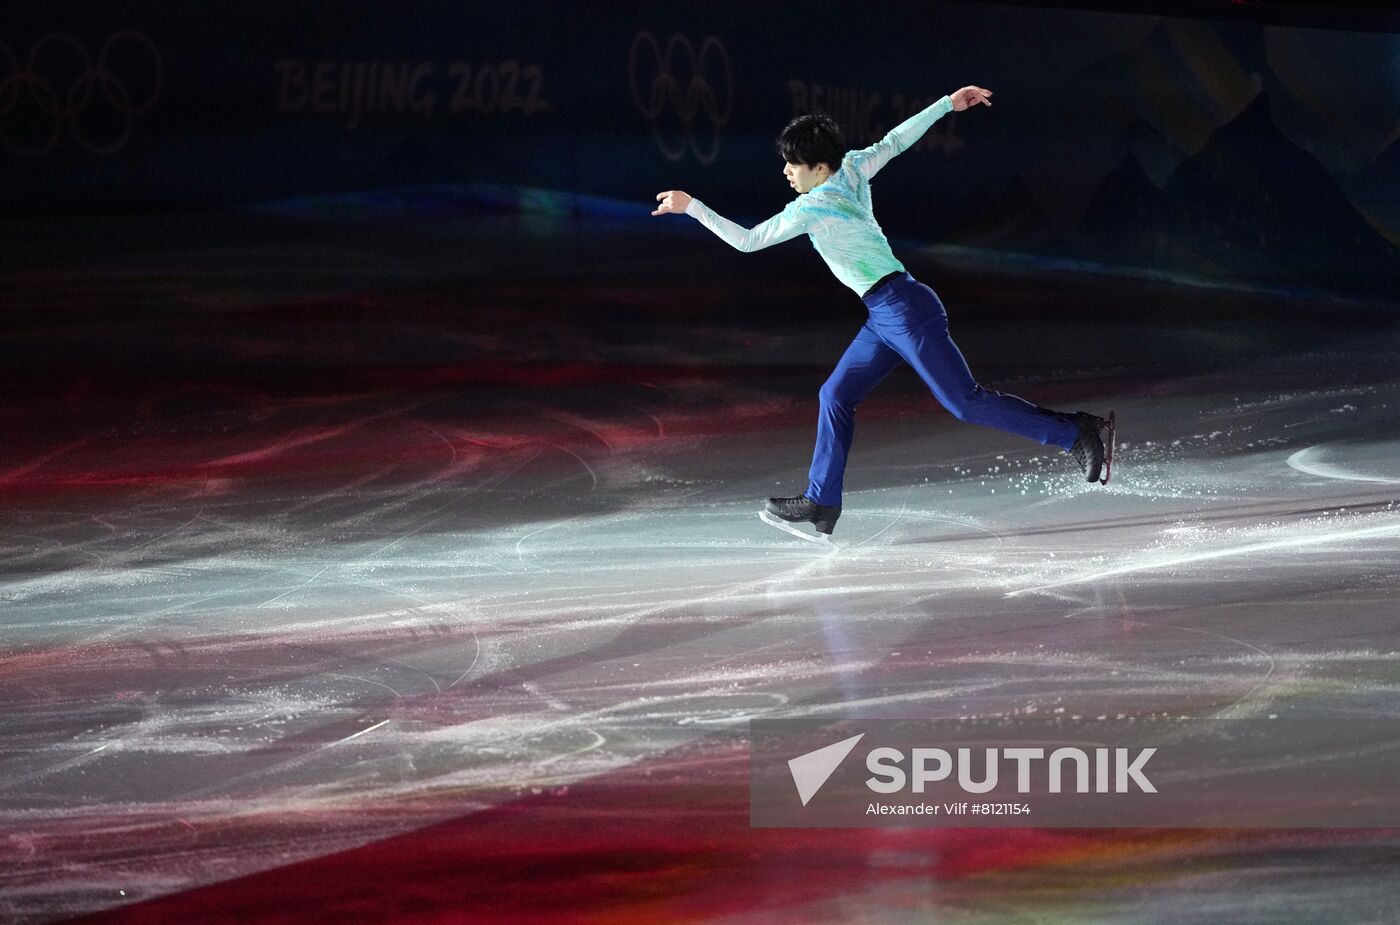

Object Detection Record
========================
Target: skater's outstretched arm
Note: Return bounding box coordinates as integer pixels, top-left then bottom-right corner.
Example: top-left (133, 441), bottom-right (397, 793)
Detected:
top-left (653, 189), bottom-right (811, 253)
top-left (851, 86), bottom-right (991, 180)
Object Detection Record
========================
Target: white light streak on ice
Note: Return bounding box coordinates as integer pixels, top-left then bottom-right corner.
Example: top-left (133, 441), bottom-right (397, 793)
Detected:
top-left (1286, 445), bottom-right (1400, 484)
top-left (328, 718), bottom-right (391, 747)
top-left (1008, 519), bottom-right (1400, 597)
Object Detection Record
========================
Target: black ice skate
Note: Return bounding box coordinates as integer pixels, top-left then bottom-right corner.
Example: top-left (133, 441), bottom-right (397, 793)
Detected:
top-left (760, 493), bottom-right (841, 544)
top-left (1069, 411), bottom-right (1116, 485)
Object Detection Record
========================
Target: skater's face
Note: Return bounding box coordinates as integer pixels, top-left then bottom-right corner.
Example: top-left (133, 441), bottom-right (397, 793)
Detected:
top-left (783, 160), bottom-right (831, 194)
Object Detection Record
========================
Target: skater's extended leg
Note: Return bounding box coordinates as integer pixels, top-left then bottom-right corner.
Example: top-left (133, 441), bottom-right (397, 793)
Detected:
top-left (875, 277), bottom-right (1080, 450)
top-left (804, 324), bottom-right (903, 507)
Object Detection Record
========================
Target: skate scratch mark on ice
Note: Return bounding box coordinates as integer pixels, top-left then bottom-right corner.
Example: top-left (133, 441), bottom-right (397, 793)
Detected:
top-left (176, 713), bottom-right (397, 799)
top-left (347, 579), bottom-right (432, 608)
top-left (327, 673), bottom-right (404, 699)
top-left (1287, 446), bottom-right (1400, 484)
top-left (514, 518), bottom-right (579, 572)
top-left (0, 747), bottom-right (114, 793)
top-left (290, 622), bottom-right (446, 697)
top-left (848, 490), bottom-right (911, 550)
top-left (244, 399), bottom-right (436, 516)
top-left (1119, 618), bottom-right (1275, 719)
top-left (614, 399), bottom-right (667, 439)
top-left (551, 443), bottom-right (598, 491)
top-left (446, 630), bottom-right (482, 690)
top-left (254, 450), bottom-right (543, 608)
top-left (0, 714), bottom-right (158, 792)
top-left (381, 655), bottom-right (443, 695)
top-left (419, 420), bottom-right (462, 479)
top-left (565, 528), bottom-right (844, 628)
top-left (325, 718), bottom-right (391, 748)
top-left (278, 458), bottom-right (406, 517)
top-left (3, 530), bottom-right (101, 569)
top-left (206, 421), bottom-right (362, 467)
top-left (0, 436), bottom-right (95, 485)
top-left (778, 681), bottom-right (997, 717)
top-left (678, 693), bottom-right (792, 725)
top-left (868, 508), bottom-right (1005, 548)
top-left (641, 408), bottom-right (666, 439)
top-left (538, 728), bottom-right (607, 767)
top-left (265, 411), bottom-right (459, 521)
top-left (1282, 413), bottom-right (1354, 430)
top-left (1006, 520), bottom-right (1400, 597)
top-left (122, 506), bottom-right (208, 556)
top-left (3, 507), bottom-right (206, 644)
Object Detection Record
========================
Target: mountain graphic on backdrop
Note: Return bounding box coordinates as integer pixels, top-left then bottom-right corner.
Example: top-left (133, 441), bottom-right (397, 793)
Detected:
top-left (1077, 92), bottom-right (1400, 297)
top-left (939, 116), bottom-right (1192, 255)
top-left (1118, 116), bottom-right (1189, 189)
top-left (1353, 128), bottom-right (1400, 247)
top-left (1075, 134), bottom-right (1210, 275)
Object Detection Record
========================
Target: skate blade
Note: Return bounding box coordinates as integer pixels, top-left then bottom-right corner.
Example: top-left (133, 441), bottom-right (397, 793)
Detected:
top-left (1099, 410), bottom-right (1116, 486)
top-left (759, 511), bottom-right (835, 546)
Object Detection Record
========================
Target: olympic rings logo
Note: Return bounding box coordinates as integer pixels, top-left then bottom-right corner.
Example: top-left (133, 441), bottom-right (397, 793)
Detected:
top-left (628, 31), bottom-right (733, 166)
top-left (0, 31), bottom-right (163, 158)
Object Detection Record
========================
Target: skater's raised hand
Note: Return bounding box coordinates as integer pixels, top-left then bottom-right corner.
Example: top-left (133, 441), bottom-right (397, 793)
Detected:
top-left (652, 190), bottom-right (692, 216)
top-left (950, 86), bottom-right (992, 111)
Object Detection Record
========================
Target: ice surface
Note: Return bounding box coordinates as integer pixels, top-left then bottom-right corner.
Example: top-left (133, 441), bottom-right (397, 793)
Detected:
top-left (2, 213), bottom-right (1399, 922)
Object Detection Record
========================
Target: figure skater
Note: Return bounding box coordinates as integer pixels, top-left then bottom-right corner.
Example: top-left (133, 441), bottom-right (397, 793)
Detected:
top-left (652, 86), bottom-right (1112, 537)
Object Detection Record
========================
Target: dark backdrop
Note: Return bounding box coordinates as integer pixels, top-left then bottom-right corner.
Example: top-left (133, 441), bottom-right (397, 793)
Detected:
top-left (2, 1), bottom-right (1398, 300)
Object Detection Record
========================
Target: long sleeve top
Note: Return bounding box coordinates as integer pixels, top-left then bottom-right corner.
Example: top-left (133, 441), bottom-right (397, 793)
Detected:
top-left (684, 95), bottom-right (954, 296)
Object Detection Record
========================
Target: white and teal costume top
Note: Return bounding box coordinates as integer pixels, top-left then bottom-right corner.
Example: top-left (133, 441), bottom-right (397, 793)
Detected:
top-left (684, 95), bottom-right (954, 296)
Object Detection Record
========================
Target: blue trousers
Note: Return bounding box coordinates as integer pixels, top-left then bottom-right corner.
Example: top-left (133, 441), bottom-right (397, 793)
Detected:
top-left (805, 273), bottom-right (1079, 506)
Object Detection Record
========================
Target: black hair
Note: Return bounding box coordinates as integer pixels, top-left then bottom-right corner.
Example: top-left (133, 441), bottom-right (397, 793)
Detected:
top-left (777, 113), bottom-right (843, 172)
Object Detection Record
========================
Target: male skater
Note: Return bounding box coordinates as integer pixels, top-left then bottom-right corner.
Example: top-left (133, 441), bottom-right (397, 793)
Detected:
top-left (653, 86), bottom-right (1111, 537)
